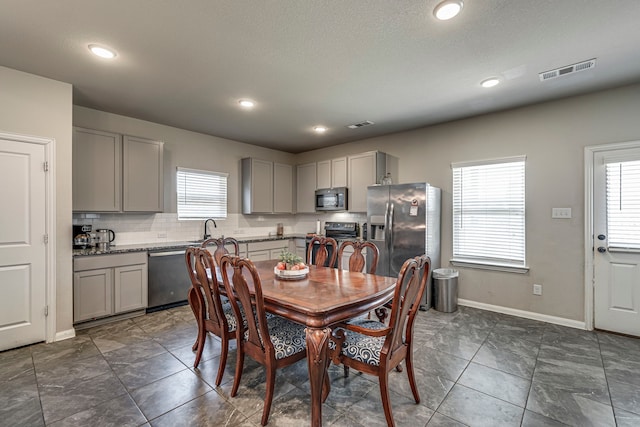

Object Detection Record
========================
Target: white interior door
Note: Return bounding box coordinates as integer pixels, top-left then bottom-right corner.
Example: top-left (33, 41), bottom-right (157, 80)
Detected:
top-left (0, 137), bottom-right (47, 351)
top-left (593, 146), bottom-right (640, 336)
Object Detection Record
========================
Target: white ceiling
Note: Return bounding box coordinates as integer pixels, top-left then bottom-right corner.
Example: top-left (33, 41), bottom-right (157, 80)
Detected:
top-left (2, 1), bottom-right (640, 153)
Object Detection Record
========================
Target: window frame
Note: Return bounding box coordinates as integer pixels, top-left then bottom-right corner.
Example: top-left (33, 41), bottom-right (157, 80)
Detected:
top-left (176, 167), bottom-right (228, 220)
top-left (450, 156), bottom-right (529, 273)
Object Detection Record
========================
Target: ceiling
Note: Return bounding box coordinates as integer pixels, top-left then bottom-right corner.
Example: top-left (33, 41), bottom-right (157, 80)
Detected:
top-left (2, 1), bottom-right (640, 153)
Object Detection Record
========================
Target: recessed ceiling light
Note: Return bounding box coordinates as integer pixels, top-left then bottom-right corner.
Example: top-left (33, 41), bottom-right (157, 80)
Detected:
top-left (313, 126), bottom-right (328, 134)
top-left (433, 0), bottom-right (463, 20)
top-left (88, 44), bottom-right (117, 59)
top-left (480, 77), bottom-right (501, 88)
top-left (238, 99), bottom-right (255, 108)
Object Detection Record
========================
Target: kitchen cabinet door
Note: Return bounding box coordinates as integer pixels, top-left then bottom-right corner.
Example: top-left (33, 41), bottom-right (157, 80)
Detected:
top-left (73, 127), bottom-right (122, 212)
top-left (242, 158), bottom-right (274, 214)
top-left (273, 162), bottom-right (293, 213)
top-left (296, 162), bottom-right (317, 213)
top-left (123, 135), bottom-right (164, 212)
top-left (332, 157), bottom-right (347, 187)
top-left (73, 268), bottom-right (113, 322)
top-left (348, 151), bottom-right (386, 212)
top-left (316, 160), bottom-right (331, 189)
top-left (114, 263), bottom-right (148, 313)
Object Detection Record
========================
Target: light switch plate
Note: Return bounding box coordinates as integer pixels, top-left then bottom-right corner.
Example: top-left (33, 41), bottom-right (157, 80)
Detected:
top-left (552, 207), bottom-right (572, 219)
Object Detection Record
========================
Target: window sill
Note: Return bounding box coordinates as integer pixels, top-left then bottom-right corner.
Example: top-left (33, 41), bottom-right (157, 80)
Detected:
top-left (450, 259), bottom-right (529, 274)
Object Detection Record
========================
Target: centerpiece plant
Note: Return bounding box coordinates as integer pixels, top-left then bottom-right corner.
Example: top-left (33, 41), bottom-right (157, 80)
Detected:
top-left (276, 249), bottom-right (306, 271)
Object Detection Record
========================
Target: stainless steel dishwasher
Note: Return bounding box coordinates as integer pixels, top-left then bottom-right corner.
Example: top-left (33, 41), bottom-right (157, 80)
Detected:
top-left (147, 248), bottom-right (191, 312)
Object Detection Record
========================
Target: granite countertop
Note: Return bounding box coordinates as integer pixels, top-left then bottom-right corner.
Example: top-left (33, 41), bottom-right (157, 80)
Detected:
top-left (72, 234), bottom-right (306, 257)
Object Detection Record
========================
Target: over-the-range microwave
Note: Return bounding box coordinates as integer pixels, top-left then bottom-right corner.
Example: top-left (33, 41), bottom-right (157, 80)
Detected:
top-left (315, 187), bottom-right (348, 211)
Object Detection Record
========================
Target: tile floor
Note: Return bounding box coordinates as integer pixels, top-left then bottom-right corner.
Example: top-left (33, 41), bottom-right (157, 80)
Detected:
top-left (1, 305), bottom-right (640, 427)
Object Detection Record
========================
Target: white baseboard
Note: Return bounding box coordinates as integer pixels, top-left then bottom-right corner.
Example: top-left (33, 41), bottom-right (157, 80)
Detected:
top-left (458, 298), bottom-right (587, 330)
top-left (54, 328), bottom-right (76, 342)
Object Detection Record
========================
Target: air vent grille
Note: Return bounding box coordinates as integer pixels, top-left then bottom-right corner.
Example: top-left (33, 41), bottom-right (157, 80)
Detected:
top-left (539, 58), bottom-right (596, 82)
top-left (347, 120), bottom-right (374, 129)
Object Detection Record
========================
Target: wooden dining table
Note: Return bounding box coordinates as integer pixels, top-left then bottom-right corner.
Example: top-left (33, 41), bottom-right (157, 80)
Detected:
top-left (246, 259), bottom-right (397, 427)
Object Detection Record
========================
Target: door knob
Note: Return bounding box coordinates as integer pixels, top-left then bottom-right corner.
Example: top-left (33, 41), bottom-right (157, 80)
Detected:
top-left (597, 234), bottom-right (606, 240)
top-left (597, 247), bottom-right (607, 253)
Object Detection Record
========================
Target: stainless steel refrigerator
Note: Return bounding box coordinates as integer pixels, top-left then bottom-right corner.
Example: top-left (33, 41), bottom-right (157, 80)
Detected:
top-left (367, 182), bottom-right (441, 308)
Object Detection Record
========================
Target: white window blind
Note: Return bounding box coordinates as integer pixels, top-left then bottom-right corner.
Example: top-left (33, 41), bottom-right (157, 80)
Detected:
top-left (177, 167), bottom-right (228, 219)
top-left (606, 160), bottom-right (640, 249)
top-left (452, 157), bottom-right (526, 267)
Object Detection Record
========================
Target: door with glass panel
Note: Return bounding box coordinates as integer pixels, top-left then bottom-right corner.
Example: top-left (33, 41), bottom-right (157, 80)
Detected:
top-left (594, 146), bottom-right (640, 336)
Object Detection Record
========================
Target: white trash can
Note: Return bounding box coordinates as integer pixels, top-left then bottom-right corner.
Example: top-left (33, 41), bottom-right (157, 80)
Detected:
top-left (433, 268), bottom-right (458, 313)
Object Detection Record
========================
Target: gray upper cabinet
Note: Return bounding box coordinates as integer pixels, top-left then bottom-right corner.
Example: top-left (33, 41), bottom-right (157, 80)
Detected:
top-left (123, 135), bottom-right (164, 212)
top-left (348, 151), bottom-right (386, 212)
top-left (242, 157), bottom-right (293, 214)
top-left (296, 162), bottom-right (317, 213)
top-left (316, 157), bottom-right (347, 189)
top-left (73, 127), bottom-right (122, 212)
top-left (73, 127), bottom-right (164, 213)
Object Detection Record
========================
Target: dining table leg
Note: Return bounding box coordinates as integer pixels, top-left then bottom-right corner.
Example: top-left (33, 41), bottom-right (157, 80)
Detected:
top-left (306, 327), bottom-right (331, 427)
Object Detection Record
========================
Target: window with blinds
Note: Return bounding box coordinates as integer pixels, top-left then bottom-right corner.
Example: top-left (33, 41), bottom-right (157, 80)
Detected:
top-left (606, 160), bottom-right (640, 249)
top-left (452, 157), bottom-right (526, 268)
top-left (177, 167), bottom-right (228, 219)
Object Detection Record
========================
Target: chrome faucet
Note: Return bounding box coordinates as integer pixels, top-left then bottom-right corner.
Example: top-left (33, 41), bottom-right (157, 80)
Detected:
top-left (203, 218), bottom-right (217, 240)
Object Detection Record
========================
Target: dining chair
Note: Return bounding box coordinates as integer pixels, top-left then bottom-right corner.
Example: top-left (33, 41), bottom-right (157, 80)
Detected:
top-left (185, 247), bottom-right (239, 385)
top-left (219, 254), bottom-right (307, 426)
top-left (306, 236), bottom-right (338, 267)
top-left (337, 240), bottom-right (379, 274)
top-left (329, 254), bottom-right (431, 427)
top-left (201, 236), bottom-right (240, 266)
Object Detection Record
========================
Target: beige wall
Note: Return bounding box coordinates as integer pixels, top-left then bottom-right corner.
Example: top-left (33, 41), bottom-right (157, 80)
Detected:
top-left (296, 83), bottom-right (640, 322)
top-left (0, 66), bottom-right (73, 333)
top-left (73, 106), bottom-right (296, 215)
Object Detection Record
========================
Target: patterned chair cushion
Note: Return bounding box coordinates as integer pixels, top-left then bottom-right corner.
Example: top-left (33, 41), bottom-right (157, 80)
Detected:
top-left (333, 320), bottom-right (388, 366)
top-left (243, 315), bottom-right (307, 360)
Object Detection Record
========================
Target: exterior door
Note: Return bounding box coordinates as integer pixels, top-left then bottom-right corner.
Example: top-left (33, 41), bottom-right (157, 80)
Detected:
top-left (0, 136), bottom-right (47, 351)
top-left (593, 146), bottom-right (640, 336)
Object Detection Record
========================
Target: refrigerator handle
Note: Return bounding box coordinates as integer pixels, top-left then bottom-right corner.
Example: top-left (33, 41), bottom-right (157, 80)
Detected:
top-left (386, 202), bottom-right (394, 251)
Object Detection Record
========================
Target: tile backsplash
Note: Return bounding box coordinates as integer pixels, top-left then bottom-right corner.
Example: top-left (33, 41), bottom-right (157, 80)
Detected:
top-left (73, 212), bottom-right (366, 246)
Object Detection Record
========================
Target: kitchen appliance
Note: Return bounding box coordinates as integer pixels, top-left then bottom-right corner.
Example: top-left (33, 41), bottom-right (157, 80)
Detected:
top-left (73, 224), bottom-right (93, 249)
top-left (367, 182), bottom-right (441, 309)
top-left (95, 228), bottom-right (116, 251)
top-left (306, 221), bottom-right (359, 266)
top-left (315, 187), bottom-right (348, 211)
top-left (147, 248), bottom-right (190, 311)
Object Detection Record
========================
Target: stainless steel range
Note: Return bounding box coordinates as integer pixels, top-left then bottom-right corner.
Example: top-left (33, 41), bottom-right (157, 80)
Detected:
top-left (306, 221), bottom-right (359, 266)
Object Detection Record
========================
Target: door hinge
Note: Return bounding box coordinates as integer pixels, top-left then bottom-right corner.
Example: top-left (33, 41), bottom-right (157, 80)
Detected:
top-left (44, 306), bottom-right (49, 316)
top-left (44, 234), bottom-right (49, 244)
top-left (43, 161), bottom-right (49, 172)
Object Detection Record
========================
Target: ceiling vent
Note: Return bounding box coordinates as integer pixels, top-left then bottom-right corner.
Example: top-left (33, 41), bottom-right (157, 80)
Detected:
top-left (347, 120), bottom-right (375, 129)
top-left (539, 58), bottom-right (596, 82)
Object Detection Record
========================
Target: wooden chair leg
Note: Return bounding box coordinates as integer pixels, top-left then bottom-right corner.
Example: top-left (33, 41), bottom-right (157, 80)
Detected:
top-left (215, 335), bottom-right (229, 386)
top-left (406, 354), bottom-right (420, 403)
top-left (230, 347), bottom-right (244, 397)
top-left (188, 287), bottom-right (201, 351)
top-left (261, 366), bottom-right (277, 426)
top-left (379, 372), bottom-right (395, 427)
top-left (189, 288), bottom-right (207, 368)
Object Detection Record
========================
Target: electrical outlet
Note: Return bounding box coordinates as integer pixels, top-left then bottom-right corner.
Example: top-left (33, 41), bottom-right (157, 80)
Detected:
top-left (552, 208), bottom-right (572, 219)
top-left (533, 284), bottom-right (542, 295)
top-left (157, 232), bottom-right (167, 238)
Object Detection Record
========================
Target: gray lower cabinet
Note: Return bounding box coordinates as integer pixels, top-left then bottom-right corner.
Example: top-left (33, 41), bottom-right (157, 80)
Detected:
top-left (73, 252), bottom-right (148, 323)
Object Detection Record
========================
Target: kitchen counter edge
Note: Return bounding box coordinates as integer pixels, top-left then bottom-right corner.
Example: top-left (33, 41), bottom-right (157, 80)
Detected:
top-left (73, 234), bottom-right (307, 257)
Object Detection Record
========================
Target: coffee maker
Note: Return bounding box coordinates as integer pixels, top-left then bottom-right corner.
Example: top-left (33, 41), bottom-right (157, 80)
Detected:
top-left (73, 224), bottom-right (93, 249)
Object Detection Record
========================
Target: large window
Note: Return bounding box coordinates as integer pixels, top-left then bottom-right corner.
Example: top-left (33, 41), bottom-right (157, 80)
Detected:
top-left (452, 156), bottom-right (526, 270)
top-left (177, 167), bottom-right (228, 219)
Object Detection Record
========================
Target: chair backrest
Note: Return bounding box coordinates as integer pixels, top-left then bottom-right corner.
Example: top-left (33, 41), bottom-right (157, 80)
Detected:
top-left (306, 236), bottom-right (338, 267)
top-left (193, 247), bottom-right (229, 333)
top-left (219, 255), bottom-right (273, 356)
top-left (337, 240), bottom-right (380, 274)
top-left (185, 246), bottom-right (200, 288)
top-left (201, 237), bottom-right (240, 266)
top-left (383, 254), bottom-right (431, 360)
